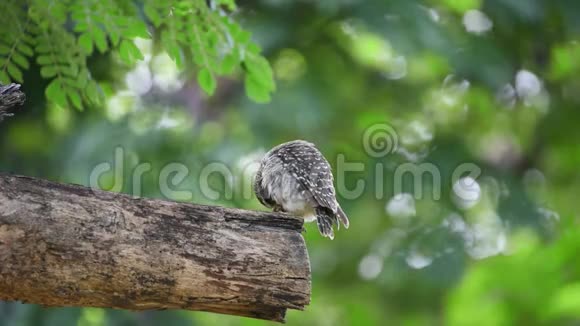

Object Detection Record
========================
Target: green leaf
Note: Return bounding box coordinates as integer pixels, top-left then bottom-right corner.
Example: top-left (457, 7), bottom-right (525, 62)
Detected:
top-left (197, 68), bottom-right (217, 95)
top-left (74, 22), bottom-right (89, 32)
top-left (0, 71), bottom-right (10, 84)
top-left (206, 31), bottom-right (219, 48)
top-left (246, 42), bottom-right (261, 54)
top-left (125, 21), bottom-right (149, 38)
top-left (36, 55), bottom-right (52, 65)
top-left (244, 55), bottom-right (276, 91)
top-left (85, 80), bottom-right (101, 104)
top-left (226, 22), bottom-right (241, 37)
top-left (161, 29), bottom-right (182, 61)
top-left (109, 29), bottom-right (121, 47)
top-left (67, 89), bottom-right (83, 111)
top-left (236, 31), bottom-right (251, 44)
top-left (175, 1), bottom-right (194, 16)
top-left (35, 42), bottom-right (51, 54)
top-left (244, 74), bottom-right (271, 103)
top-left (144, 5), bottom-right (162, 27)
top-left (77, 69), bottom-right (89, 88)
top-left (164, 41), bottom-right (183, 69)
top-left (216, 0), bottom-right (237, 11)
top-left (12, 52), bottom-right (29, 69)
top-left (219, 52), bottom-right (239, 74)
top-left (62, 78), bottom-right (78, 87)
top-left (78, 33), bottom-right (93, 54)
top-left (119, 39), bottom-right (144, 65)
top-left (0, 44), bottom-right (12, 55)
top-left (7, 62), bottom-right (23, 82)
top-left (21, 34), bottom-right (35, 45)
top-left (62, 64), bottom-right (79, 77)
top-left (191, 51), bottom-right (204, 66)
top-left (40, 66), bottom-right (58, 78)
top-left (48, 2), bottom-right (68, 23)
top-left (45, 79), bottom-right (68, 108)
top-left (17, 43), bottom-right (34, 57)
top-left (92, 28), bottom-right (108, 53)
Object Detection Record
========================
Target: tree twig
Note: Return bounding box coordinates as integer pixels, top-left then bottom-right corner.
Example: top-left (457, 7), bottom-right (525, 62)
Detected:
top-left (0, 83), bottom-right (25, 122)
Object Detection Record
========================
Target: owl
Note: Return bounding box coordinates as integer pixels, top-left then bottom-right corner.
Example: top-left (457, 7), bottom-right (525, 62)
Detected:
top-left (254, 140), bottom-right (349, 239)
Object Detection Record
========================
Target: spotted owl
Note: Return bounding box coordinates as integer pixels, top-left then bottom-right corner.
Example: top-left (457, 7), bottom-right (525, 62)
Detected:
top-left (254, 140), bottom-right (349, 239)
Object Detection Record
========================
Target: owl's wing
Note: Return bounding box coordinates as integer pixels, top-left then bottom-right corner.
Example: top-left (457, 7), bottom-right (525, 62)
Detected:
top-left (308, 161), bottom-right (338, 212)
top-left (273, 142), bottom-right (338, 212)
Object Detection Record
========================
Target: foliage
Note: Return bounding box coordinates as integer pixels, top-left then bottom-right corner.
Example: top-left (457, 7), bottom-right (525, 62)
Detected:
top-left (0, 0), bottom-right (275, 110)
top-left (447, 228), bottom-right (580, 325)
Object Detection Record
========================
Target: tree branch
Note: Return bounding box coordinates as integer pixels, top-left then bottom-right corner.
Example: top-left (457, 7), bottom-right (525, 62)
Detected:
top-left (0, 83), bottom-right (25, 122)
top-left (0, 174), bottom-right (311, 322)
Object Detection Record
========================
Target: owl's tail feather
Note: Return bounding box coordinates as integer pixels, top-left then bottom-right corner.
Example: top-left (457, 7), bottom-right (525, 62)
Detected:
top-left (337, 205), bottom-right (350, 229)
top-left (315, 207), bottom-right (336, 240)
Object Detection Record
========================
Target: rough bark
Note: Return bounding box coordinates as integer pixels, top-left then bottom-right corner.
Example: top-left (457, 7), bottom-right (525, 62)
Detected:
top-left (0, 174), bottom-right (311, 322)
top-left (0, 83), bottom-right (25, 122)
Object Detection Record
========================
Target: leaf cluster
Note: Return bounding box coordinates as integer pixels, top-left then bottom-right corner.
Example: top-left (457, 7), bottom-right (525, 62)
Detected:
top-left (0, 0), bottom-right (275, 110)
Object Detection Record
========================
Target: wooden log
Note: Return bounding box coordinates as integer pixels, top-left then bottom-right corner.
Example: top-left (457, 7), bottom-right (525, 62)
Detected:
top-left (0, 174), bottom-right (311, 322)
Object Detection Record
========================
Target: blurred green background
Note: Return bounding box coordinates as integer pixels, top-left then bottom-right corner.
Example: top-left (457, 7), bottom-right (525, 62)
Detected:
top-left (2, 0), bottom-right (580, 325)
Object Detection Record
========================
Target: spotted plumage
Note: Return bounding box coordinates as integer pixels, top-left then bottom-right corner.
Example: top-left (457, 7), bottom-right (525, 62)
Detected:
top-left (254, 140), bottom-right (349, 239)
